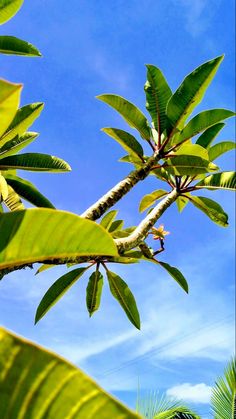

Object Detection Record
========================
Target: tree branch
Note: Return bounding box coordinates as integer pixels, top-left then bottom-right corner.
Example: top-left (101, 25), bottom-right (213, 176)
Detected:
top-left (115, 188), bottom-right (178, 252)
top-left (81, 150), bottom-right (160, 220)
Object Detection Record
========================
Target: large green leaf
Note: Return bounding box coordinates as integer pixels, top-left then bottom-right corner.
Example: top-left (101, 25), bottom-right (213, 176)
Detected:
top-left (0, 132), bottom-right (38, 158)
top-left (4, 173), bottom-right (55, 208)
top-left (211, 357), bottom-right (236, 419)
top-left (0, 209), bottom-right (118, 270)
top-left (196, 122), bottom-right (225, 148)
top-left (0, 153), bottom-right (71, 171)
top-left (176, 194), bottom-right (190, 213)
top-left (102, 128), bottom-right (144, 159)
top-left (0, 0), bottom-right (24, 24)
top-left (195, 171), bottom-right (236, 191)
top-left (158, 262), bottom-right (188, 293)
top-left (106, 269), bottom-right (140, 329)
top-left (173, 143), bottom-right (209, 160)
top-left (165, 155), bottom-right (218, 176)
top-left (108, 219), bottom-right (124, 233)
top-left (35, 267), bottom-right (88, 323)
top-left (208, 141), bottom-right (236, 161)
top-left (0, 79), bottom-right (22, 138)
top-left (139, 189), bottom-right (168, 213)
top-left (97, 94), bottom-right (151, 140)
top-left (144, 65), bottom-right (172, 134)
top-left (3, 184), bottom-right (24, 211)
top-left (0, 102), bottom-right (44, 145)
top-left (188, 195), bottom-right (228, 226)
top-left (86, 269), bottom-right (104, 317)
top-left (177, 109), bottom-right (235, 144)
top-left (0, 327), bottom-right (140, 418)
top-left (0, 36), bottom-right (41, 56)
top-left (166, 56), bottom-right (223, 135)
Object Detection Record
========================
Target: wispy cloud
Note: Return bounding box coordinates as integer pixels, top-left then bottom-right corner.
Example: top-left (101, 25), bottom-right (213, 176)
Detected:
top-left (171, 0), bottom-right (221, 37)
top-left (166, 382), bottom-right (212, 403)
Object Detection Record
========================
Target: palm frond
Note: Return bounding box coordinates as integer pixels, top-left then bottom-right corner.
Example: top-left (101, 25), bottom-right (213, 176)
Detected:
top-left (211, 357), bottom-right (236, 419)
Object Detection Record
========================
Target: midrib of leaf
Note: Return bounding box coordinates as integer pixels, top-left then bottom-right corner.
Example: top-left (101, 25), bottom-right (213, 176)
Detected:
top-left (148, 70), bottom-right (161, 136)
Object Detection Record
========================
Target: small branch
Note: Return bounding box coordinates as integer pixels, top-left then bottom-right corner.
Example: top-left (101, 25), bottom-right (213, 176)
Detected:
top-left (115, 189), bottom-right (178, 253)
top-left (81, 150), bottom-right (160, 220)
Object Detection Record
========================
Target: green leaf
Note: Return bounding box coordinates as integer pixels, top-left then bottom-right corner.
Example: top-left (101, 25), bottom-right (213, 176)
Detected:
top-left (166, 56), bottom-right (224, 135)
top-left (0, 174), bottom-right (8, 200)
top-left (106, 269), bottom-right (140, 329)
top-left (176, 195), bottom-right (189, 213)
top-left (144, 65), bottom-right (172, 133)
top-left (4, 173), bottom-right (55, 208)
top-left (0, 153), bottom-right (71, 171)
top-left (211, 357), bottom-right (236, 419)
top-left (0, 102), bottom-right (44, 145)
top-left (208, 141), bottom-right (236, 161)
top-left (0, 79), bottom-right (22, 138)
top-left (119, 154), bottom-right (143, 167)
top-left (177, 109), bottom-right (235, 144)
top-left (188, 195), bottom-right (228, 226)
top-left (196, 122), bottom-right (225, 148)
top-left (158, 262), bottom-right (188, 293)
top-left (195, 171), bottom-right (236, 191)
top-left (0, 209), bottom-right (118, 270)
top-left (0, 132), bottom-right (38, 158)
top-left (100, 210), bottom-right (118, 230)
top-left (35, 267), bottom-right (88, 323)
top-left (86, 269), bottom-right (104, 317)
top-left (112, 226), bottom-right (136, 239)
top-left (97, 94), bottom-right (151, 140)
top-left (102, 128), bottom-right (144, 159)
top-left (108, 219), bottom-right (124, 233)
top-left (3, 184), bottom-right (24, 211)
top-left (165, 155), bottom-right (218, 176)
top-left (0, 36), bottom-right (41, 56)
top-left (35, 264), bottom-right (56, 275)
top-left (0, 327), bottom-right (140, 419)
top-left (139, 189), bottom-right (168, 213)
top-left (173, 143), bottom-right (209, 160)
top-left (0, 0), bottom-right (24, 24)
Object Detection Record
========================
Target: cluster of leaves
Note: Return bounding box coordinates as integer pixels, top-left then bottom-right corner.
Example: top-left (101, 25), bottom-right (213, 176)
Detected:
top-left (0, 1), bottom-right (235, 331)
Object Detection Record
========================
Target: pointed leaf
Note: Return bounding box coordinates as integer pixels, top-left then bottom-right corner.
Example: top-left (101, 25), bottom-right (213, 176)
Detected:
top-left (0, 174), bottom-right (8, 200)
top-left (0, 102), bottom-right (44, 145)
top-left (165, 155), bottom-right (218, 176)
top-left (100, 210), bottom-right (118, 230)
top-left (108, 219), bottom-right (124, 233)
top-left (139, 189), bottom-right (168, 213)
top-left (0, 79), bottom-right (22, 138)
top-left (119, 154), bottom-right (143, 167)
top-left (86, 270), bottom-right (104, 317)
top-left (97, 94), bottom-right (151, 140)
top-left (158, 261), bottom-right (188, 293)
top-left (177, 109), bottom-right (235, 144)
top-left (0, 153), bottom-right (71, 171)
top-left (167, 56), bottom-right (224, 135)
top-left (102, 128), bottom-right (144, 158)
top-left (211, 357), bottom-right (236, 419)
top-left (176, 195), bottom-right (189, 213)
top-left (0, 132), bottom-right (38, 158)
top-left (188, 195), bottom-right (228, 226)
top-left (35, 267), bottom-right (88, 323)
top-left (144, 65), bottom-right (172, 133)
top-left (3, 184), bottom-right (24, 211)
top-left (4, 173), bottom-right (55, 208)
top-left (35, 264), bottom-right (56, 275)
top-left (106, 269), bottom-right (140, 329)
top-left (0, 36), bottom-right (41, 56)
top-left (0, 327), bottom-right (139, 419)
top-left (196, 122), bottom-right (225, 148)
top-left (208, 141), bottom-right (236, 161)
top-left (0, 0), bottom-right (24, 24)
top-left (195, 171), bottom-right (236, 191)
top-left (0, 209), bottom-right (118, 270)
top-left (112, 226), bottom-right (136, 239)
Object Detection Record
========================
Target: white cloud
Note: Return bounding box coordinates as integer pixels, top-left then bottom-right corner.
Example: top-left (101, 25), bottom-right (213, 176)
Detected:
top-left (166, 382), bottom-right (212, 403)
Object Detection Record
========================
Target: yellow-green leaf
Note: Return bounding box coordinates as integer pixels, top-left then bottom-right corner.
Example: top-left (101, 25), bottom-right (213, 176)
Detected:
top-left (0, 0), bottom-right (24, 24)
top-left (0, 79), bottom-right (22, 138)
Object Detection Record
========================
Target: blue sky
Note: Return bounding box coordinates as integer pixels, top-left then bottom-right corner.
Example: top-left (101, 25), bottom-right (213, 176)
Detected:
top-left (0, 0), bottom-right (235, 417)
